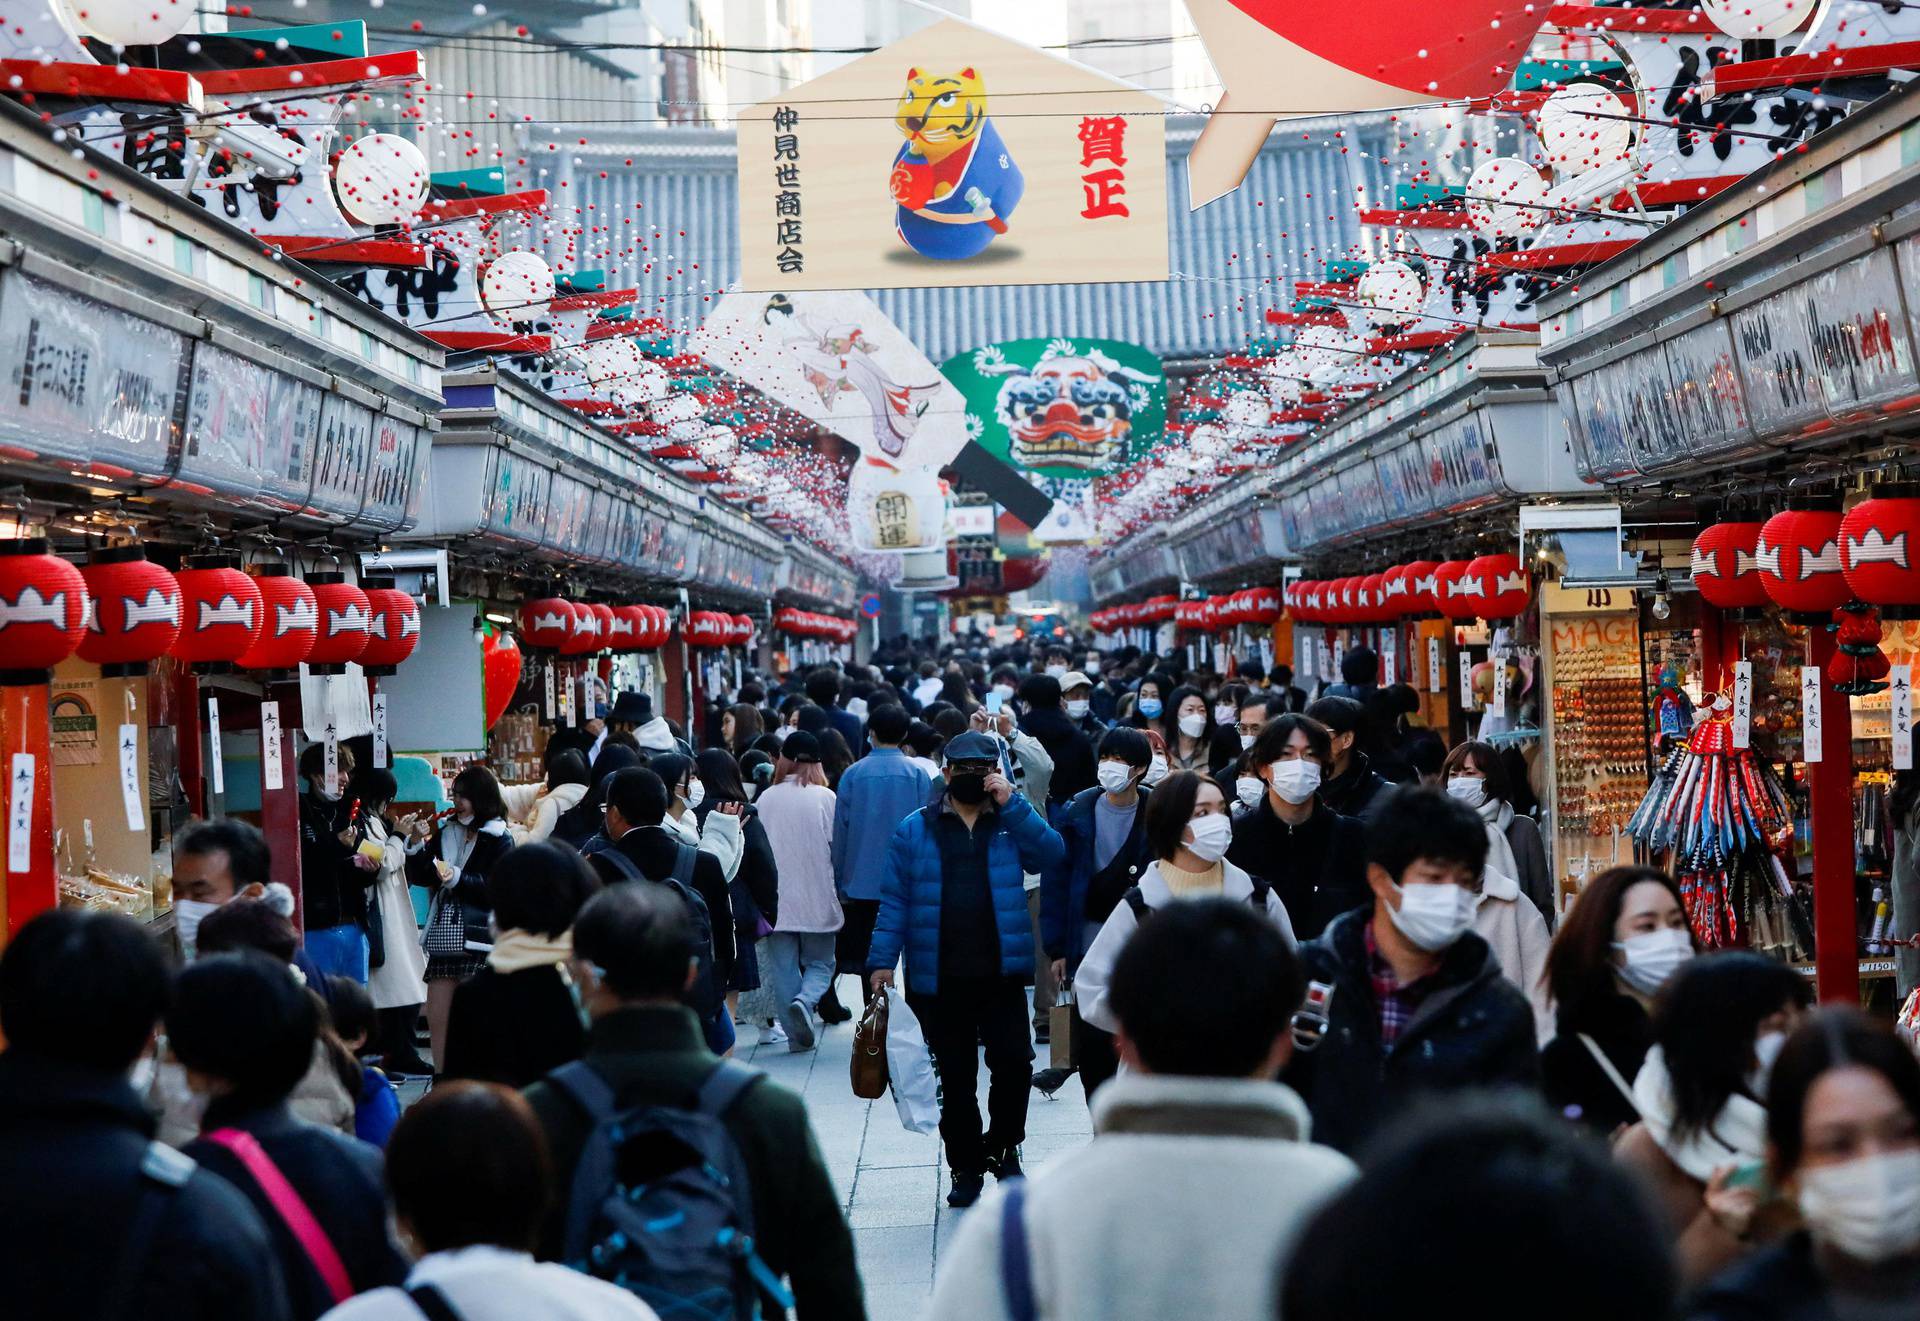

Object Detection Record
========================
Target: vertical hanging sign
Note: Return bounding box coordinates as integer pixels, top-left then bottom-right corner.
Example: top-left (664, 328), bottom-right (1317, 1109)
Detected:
top-left (1893, 665), bottom-right (1913, 771)
top-left (1492, 652), bottom-right (1508, 711)
top-left (1427, 636), bottom-right (1443, 694)
top-left (261, 701), bottom-right (285, 790)
top-left (1330, 641), bottom-right (1343, 685)
top-left (323, 719), bottom-right (340, 797)
top-left (1380, 630), bottom-right (1397, 687)
top-left (117, 725), bottom-right (144, 833)
top-left (1460, 652), bottom-right (1476, 709)
top-left (1298, 634), bottom-right (1314, 687)
top-left (1731, 662), bottom-right (1753, 751)
top-left (207, 697), bottom-right (225, 795)
top-left (1800, 666), bottom-right (1823, 763)
top-left (543, 663), bottom-right (557, 720)
top-left (372, 692), bottom-right (390, 769)
top-left (8, 753), bottom-right (35, 872)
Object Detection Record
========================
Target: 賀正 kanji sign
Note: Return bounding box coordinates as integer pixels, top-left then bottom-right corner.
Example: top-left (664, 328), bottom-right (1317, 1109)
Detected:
top-left (736, 18), bottom-right (1168, 292)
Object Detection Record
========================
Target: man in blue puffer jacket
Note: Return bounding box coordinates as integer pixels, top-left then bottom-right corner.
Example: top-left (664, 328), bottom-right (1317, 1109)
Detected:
top-left (868, 731), bottom-right (1066, 1209)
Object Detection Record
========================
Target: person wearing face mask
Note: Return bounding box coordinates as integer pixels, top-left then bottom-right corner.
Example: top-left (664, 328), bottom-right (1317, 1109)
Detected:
top-left (1075, 772), bottom-right (1295, 1046)
top-left (1540, 866), bottom-right (1695, 1136)
top-left (1139, 729), bottom-right (1172, 791)
top-left (1040, 646), bottom-right (1073, 683)
top-left (350, 770), bottom-right (433, 1080)
top-left (1302, 695), bottom-right (1395, 825)
top-left (1039, 727), bottom-right (1157, 1100)
top-left (405, 765), bottom-right (516, 1071)
top-left (171, 817), bottom-right (275, 959)
top-left (1616, 952), bottom-right (1812, 1286)
top-left (1286, 787), bottom-right (1539, 1156)
top-left (986, 663), bottom-right (1022, 717)
top-left (648, 752), bottom-right (746, 891)
top-left (296, 742), bottom-right (380, 984)
top-left (1163, 685), bottom-right (1216, 773)
top-left (867, 731), bottom-right (1066, 1208)
top-left (1060, 670), bottom-right (1108, 742)
top-left (1125, 672), bottom-right (1177, 745)
top-left (1016, 672), bottom-right (1098, 807)
top-left (1226, 714), bottom-right (1370, 941)
top-left (1442, 740), bottom-right (1553, 924)
top-left (1208, 688), bottom-right (1270, 778)
top-left (1690, 1008), bottom-right (1920, 1321)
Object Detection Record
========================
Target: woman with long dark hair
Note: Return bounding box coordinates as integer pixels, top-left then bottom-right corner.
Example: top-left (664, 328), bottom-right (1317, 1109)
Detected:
top-left (694, 747), bottom-right (780, 1027)
top-left (1442, 739), bottom-right (1552, 923)
top-left (351, 767), bottom-right (431, 1078)
top-left (722, 701), bottom-right (764, 755)
top-left (405, 764), bottom-right (514, 1070)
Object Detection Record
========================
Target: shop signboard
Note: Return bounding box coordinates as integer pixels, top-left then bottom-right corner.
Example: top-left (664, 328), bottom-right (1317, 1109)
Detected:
top-left (179, 343), bottom-right (272, 504)
top-left (1795, 247), bottom-right (1916, 415)
top-left (1660, 318), bottom-right (1757, 461)
top-left (360, 413), bottom-right (430, 533)
top-left (0, 273), bottom-right (186, 484)
top-left (480, 451), bottom-right (552, 549)
top-left (1729, 285), bottom-right (1829, 438)
top-left (306, 393), bottom-right (374, 523)
top-left (1421, 411), bottom-right (1501, 511)
top-left (940, 337), bottom-right (1167, 479)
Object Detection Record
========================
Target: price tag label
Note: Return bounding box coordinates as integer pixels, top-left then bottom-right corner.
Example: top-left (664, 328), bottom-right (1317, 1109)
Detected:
top-left (323, 719), bottom-right (340, 797)
top-left (118, 724), bottom-right (144, 832)
top-left (1380, 630), bottom-right (1397, 687)
top-left (1493, 651), bottom-right (1508, 710)
top-left (261, 702), bottom-right (284, 791)
top-left (1801, 666), bottom-right (1822, 763)
top-left (207, 697), bottom-right (225, 795)
top-left (8, 752), bottom-right (35, 872)
top-left (1460, 652), bottom-right (1477, 709)
top-left (372, 692), bottom-right (389, 769)
top-left (543, 665), bottom-right (556, 720)
top-left (1894, 665), bottom-right (1913, 771)
top-left (1732, 662), bottom-right (1754, 751)
top-left (1427, 637), bottom-right (1443, 694)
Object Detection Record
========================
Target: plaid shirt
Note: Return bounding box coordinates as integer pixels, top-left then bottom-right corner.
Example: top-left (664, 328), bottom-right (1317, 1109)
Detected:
top-left (1365, 920), bottom-right (1437, 1046)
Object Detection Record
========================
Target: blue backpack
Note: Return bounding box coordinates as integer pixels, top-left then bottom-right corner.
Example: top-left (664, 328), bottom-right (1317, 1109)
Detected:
top-left (550, 1059), bottom-right (793, 1320)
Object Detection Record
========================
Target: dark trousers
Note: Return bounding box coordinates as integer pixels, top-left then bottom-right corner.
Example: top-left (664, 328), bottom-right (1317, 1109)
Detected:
top-left (1073, 1002), bottom-right (1118, 1104)
top-left (908, 974), bottom-right (1033, 1175)
top-left (836, 898), bottom-right (880, 975)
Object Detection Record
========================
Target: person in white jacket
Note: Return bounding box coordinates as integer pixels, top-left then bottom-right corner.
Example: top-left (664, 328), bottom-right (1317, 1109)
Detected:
top-left (320, 1081), bottom-right (658, 1321)
top-left (1076, 770), bottom-right (1296, 1037)
top-left (648, 751), bottom-right (744, 884)
top-left (500, 750), bottom-right (590, 846)
top-left (753, 732), bottom-right (840, 1051)
top-left (1443, 754), bottom-right (1553, 1041)
top-left (924, 896), bottom-right (1354, 1321)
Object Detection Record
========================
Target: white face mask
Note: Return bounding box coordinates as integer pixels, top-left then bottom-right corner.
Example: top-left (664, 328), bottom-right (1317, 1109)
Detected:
top-left (1045, 665), bottom-right (1068, 680)
top-left (1065, 699), bottom-right (1090, 720)
top-left (1267, 760), bottom-right (1321, 805)
top-left (1177, 712), bottom-right (1207, 739)
top-left (174, 898), bottom-right (220, 958)
top-left (1235, 776), bottom-right (1265, 809)
top-left (1143, 755), bottom-right (1169, 787)
top-left (1213, 703), bottom-right (1236, 726)
top-left (1798, 1150), bottom-right (1920, 1264)
top-left (772, 725), bottom-right (792, 745)
top-left (1444, 776), bottom-right (1487, 809)
top-left (684, 778), bottom-right (705, 811)
top-left (1184, 813), bottom-right (1234, 864)
top-left (1748, 1029), bottom-right (1788, 1098)
top-left (1239, 732), bottom-right (1255, 750)
top-left (992, 683), bottom-right (1016, 703)
top-left (1613, 927), bottom-right (1693, 997)
top-left (1096, 761), bottom-right (1136, 796)
top-left (1389, 882), bottom-right (1479, 951)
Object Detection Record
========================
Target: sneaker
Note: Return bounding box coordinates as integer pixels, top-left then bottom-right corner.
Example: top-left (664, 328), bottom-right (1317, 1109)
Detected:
top-left (761, 1022), bottom-right (788, 1047)
top-left (782, 997), bottom-right (817, 1051)
top-left (987, 1146), bottom-right (1023, 1181)
top-left (817, 985), bottom-right (852, 1025)
top-left (946, 1172), bottom-right (986, 1208)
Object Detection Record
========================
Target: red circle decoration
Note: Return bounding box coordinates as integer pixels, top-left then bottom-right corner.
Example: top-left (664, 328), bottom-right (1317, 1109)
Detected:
top-left (561, 602), bottom-right (603, 657)
top-left (1143, 594), bottom-right (1179, 623)
top-left (171, 555), bottom-right (263, 667)
top-left (1431, 560), bottom-right (1479, 622)
top-left (1759, 502), bottom-right (1849, 621)
top-left (1244, 585), bottom-right (1280, 626)
top-left (1335, 576), bottom-right (1363, 625)
top-left (1465, 553), bottom-right (1531, 621)
top-left (1841, 485), bottom-right (1920, 619)
top-left (520, 597), bottom-right (576, 652)
top-left (1402, 561), bottom-right (1442, 616)
top-left (482, 626), bottom-right (522, 730)
top-left (306, 573), bottom-right (370, 674)
top-left (360, 577), bottom-right (420, 674)
top-left (687, 610), bottom-right (728, 648)
top-left (1377, 566), bottom-right (1412, 618)
top-left (587, 603), bottom-right (616, 652)
top-left (1359, 573), bottom-right (1388, 624)
top-left (1690, 521), bottom-right (1769, 613)
top-left (605, 604), bottom-right (645, 652)
top-left (1200, 596), bottom-right (1223, 633)
top-left (0, 539), bottom-right (88, 680)
top-left (729, 613), bottom-right (755, 645)
top-left (1175, 599), bottom-right (1203, 633)
top-left (77, 547), bottom-right (180, 671)
top-left (236, 568), bottom-right (318, 672)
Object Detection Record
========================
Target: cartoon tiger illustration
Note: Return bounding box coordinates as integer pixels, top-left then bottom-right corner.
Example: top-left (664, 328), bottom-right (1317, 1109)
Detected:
top-left (889, 65), bottom-right (1024, 261)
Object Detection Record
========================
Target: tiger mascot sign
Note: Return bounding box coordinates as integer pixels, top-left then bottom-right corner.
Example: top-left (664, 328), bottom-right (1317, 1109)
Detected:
top-left (887, 66), bottom-right (1025, 261)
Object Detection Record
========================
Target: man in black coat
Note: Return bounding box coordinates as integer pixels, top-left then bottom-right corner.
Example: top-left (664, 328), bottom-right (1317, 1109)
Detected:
top-left (1017, 673), bottom-right (1098, 808)
top-left (591, 767), bottom-right (736, 994)
top-left (526, 885), bottom-right (865, 1319)
top-left (295, 742), bottom-right (378, 982)
top-left (1286, 787), bottom-right (1539, 1155)
top-left (1228, 715), bottom-right (1371, 941)
top-left (0, 910), bottom-right (295, 1321)
top-left (1304, 695), bottom-right (1395, 824)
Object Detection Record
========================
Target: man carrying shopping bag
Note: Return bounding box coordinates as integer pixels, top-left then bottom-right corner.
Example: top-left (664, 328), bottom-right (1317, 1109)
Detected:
top-left (867, 732), bottom-right (1066, 1208)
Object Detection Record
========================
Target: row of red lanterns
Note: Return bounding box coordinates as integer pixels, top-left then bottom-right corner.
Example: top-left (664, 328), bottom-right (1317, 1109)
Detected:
top-left (773, 606), bottom-right (859, 643)
top-left (1088, 594), bottom-right (1182, 634)
top-left (0, 543), bottom-right (420, 683)
top-left (1691, 490), bottom-right (1920, 622)
top-left (520, 598), bottom-right (677, 655)
top-left (685, 610), bottom-right (755, 649)
top-left (1288, 554), bottom-right (1532, 625)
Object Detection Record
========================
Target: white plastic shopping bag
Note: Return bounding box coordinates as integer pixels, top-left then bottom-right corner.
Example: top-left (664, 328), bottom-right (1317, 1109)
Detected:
top-left (884, 986), bottom-right (941, 1135)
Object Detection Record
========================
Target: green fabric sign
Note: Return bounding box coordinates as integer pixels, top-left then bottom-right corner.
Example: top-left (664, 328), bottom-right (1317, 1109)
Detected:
top-left (940, 337), bottom-right (1165, 481)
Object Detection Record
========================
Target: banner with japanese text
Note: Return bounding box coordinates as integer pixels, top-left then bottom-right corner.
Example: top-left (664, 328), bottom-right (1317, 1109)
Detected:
top-left (736, 18), bottom-right (1168, 292)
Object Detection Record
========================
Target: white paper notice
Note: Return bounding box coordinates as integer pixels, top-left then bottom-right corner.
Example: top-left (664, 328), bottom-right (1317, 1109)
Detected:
top-left (1493, 652), bottom-right (1508, 710)
top-left (543, 665), bottom-right (556, 720)
top-left (261, 702), bottom-right (284, 791)
top-left (8, 753), bottom-right (34, 872)
top-left (1460, 653), bottom-right (1477, 709)
top-left (1331, 641), bottom-right (1344, 686)
top-left (207, 697), bottom-right (225, 795)
top-left (1801, 666), bottom-right (1822, 763)
top-left (1732, 662), bottom-right (1754, 751)
top-left (117, 724), bottom-right (143, 832)
top-left (1427, 637), bottom-right (1443, 694)
top-left (1380, 630), bottom-right (1398, 687)
top-left (323, 718), bottom-right (339, 797)
top-left (372, 692), bottom-right (389, 769)
top-left (1298, 635), bottom-right (1314, 685)
top-left (1894, 665), bottom-right (1913, 771)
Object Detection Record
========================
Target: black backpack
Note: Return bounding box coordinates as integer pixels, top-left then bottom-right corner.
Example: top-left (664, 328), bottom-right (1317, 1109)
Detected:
top-left (594, 839), bottom-right (721, 1017)
top-left (1123, 875), bottom-right (1273, 922)
top-left (550, 1059), bottom-right (792, 1320)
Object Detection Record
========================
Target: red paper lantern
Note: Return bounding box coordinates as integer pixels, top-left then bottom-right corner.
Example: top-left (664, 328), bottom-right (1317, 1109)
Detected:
top-left (1465, 553), bottom-right (1531, 621)
top-left (0, 539), bottom-right (87, 682)
top-left (605, 605), bottom-right (644, 652)
top-left (587, 603), bottom-right (616, 651)
top-left (561, 602), bottom-right (603, 657)
top-left (77, 547), bottom-right (179, 673)
top-left (1377, 566), bottom-right (1412, 618)
top-left (171, 554), bottom-right (263, 668)
top-left (1402, 560), bottom-right (1441, 616)
top-left (1290, 582), bottom-right (1316, 625)
top-left (1432, 560), bottom-right (1479, 622)
top-left (730, 613), bottom-right (754, 645)
top-left (1841, 484), bottom-right (1920, 618)
top-left (687, 610), bottom-right (727, 648)
top-left (1690, 521), bottom-right (1768, 614)
top-left (236, 568), bottom-right (318, 672)
top-left (482, 627), bottom-right (521, 730)
top-left (520, 597), bottom-right (576, 652)
top-left (360, 576), bottom-right (420, 675)
top-left (1759, 501), bottom-right (1849, 622)
top-left (1197, 596), bottom-right (1219, 633)
top-left (306, 573), bottom-right (370, 674)
top-left (1246, 586), bottom-right (1282, 625)
top-left (1359, 573), bottom-right (1388, 624)
top-left (1335, 576), bottom-right (1364, 625)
